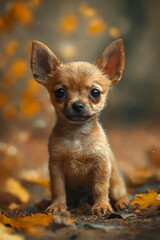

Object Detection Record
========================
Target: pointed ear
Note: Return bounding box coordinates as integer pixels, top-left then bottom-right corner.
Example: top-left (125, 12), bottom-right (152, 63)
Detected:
top-left (95, 39), bottom-right (125, 86)
top-left (30, 41), bottom-right (60, 84)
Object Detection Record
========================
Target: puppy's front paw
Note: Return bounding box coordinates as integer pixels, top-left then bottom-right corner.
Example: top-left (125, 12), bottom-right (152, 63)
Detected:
top-left (115, 196), bottom-right (129, 210)
top-left (45, 203), bottom-right (67, 215)
top-left (91, 202), bottom-right (113, 215)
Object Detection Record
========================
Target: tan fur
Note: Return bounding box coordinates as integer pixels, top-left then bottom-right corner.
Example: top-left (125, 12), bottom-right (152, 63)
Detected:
top-left (30, 39), bottom-right (129, 215)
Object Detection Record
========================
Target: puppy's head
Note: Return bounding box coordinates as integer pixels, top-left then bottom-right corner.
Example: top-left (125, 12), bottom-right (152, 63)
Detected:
top-left (30, 40), bottom-right (125, 123)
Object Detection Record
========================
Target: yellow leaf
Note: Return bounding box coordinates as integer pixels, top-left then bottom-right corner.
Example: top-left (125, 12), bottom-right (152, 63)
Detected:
top-left (29, 0), bottom-right (41, 7)
top-left (131, 189), bottom-right (160, 209)
top-left (1, 74), bottom-right (15, 88)
top-left (5, 39), bottom-right (19, 57)
top-left (21, 169), bottom-right (49, 188)
top-left (0, 17), bottom-right (6, 30)
top-left (0, 93), bottom-right (10, 108)
top-left (5, 178), bottom-right (30, 204)
top-left (10, 59), bottom-right (28, 78)
top-left (59, 13), bottom-right (79, 36)
top-left (13, 1), bottom-right (33, 25)
top-left (0, 213), bottom-right (54, 234)
top-left (0, 223), bottom-right (24, 240)
top-left (87, 17), bottom-right (106, 35)
top-left (20, 91), bottom-right (40, 118)
top-left (2, 103), bottom-right (17, 120)
top-left (79, 3), bottom-right (97, 18)
top-left (109, 27), bottom-right (121, 38)
top-left (26, 78), bottom-right (41, 95)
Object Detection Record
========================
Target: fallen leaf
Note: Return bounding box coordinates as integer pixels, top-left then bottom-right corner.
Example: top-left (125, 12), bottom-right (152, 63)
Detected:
top-left (0, 213), bottom-right (54, 234)
top-left (5, 39), bottom-right (19, 57)
top-left (20, 91), bottom-right (40, 118)
top-left (20, 164), bottom-right (49, 188)
top-left (0, 143), bottom-right (22, 190)
top-left (59, 13), bottom-right (79, 36)
top-left (108, 213), bottom-right (136, 220)
top-left (0, 223), bottom-right (24, 240)
top-left (0, 93), bottom-right (10, 108)
top-left (77, 203), bottom-right (91, 214)
top-left (87, 17), bottom-right (106, 35)
top-left (10, 59), bottom-right (28, 78)
top-left (2, 103), bottom-right (17, 120)
top-left (1, 74), bottom-right (15, 88)
top-left (26, 78), bottom-right (41, 95)
top-left (59, 44), bottom-right (76, 60)
top-left (29, 0), bottom-right (41, 7)
top-left (131, 189), bottom-right (160, 209)
top-left (13, 1), bottom-right (33, 25)
top-left (79, 3), bottom-right (97, 18)
top-left (5, 178), bottom-right (30, 204)
top-left (109, 27), bottom-right (121, 38)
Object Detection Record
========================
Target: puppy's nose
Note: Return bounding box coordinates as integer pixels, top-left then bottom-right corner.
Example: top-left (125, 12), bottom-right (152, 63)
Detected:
top-left (72, 102), bottom-right (85, 113)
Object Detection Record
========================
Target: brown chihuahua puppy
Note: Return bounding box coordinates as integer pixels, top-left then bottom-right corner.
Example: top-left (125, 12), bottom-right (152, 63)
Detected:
top-left (31, 39), bottom-right (129, 215)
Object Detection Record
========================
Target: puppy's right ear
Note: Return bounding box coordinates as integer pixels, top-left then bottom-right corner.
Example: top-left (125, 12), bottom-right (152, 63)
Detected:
top-left (30, 41), bottom-right (60, 84)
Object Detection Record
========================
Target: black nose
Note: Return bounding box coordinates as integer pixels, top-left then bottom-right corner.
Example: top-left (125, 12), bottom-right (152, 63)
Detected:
top-left (72, 102), bottom-right (85, 113)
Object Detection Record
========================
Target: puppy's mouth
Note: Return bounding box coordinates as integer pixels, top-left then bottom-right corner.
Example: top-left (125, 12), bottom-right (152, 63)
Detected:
top-left (66, 114), bottom-right (93, 122)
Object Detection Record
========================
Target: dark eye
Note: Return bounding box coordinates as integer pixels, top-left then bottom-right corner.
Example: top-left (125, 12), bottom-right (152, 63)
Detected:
top-left (55, 88), bottom-right (66, 98)
top-left (90, 88), bottom-right (101, 99)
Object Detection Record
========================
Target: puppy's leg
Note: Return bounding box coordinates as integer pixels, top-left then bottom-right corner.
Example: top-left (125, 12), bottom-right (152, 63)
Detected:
top-left (109, 151), bottom-right (129, 210)
top-left (46, 161), bottom-right (67, 214)
top-left (91, 161), bottom-right (113, 215)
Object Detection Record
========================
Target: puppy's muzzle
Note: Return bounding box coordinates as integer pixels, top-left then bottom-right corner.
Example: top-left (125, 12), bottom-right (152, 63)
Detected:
top-left (65, 101), bottom-right (91, 122)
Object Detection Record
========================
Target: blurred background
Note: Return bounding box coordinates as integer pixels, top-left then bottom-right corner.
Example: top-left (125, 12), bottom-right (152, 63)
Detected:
top-left (0, 0), bottom-right (160, 196)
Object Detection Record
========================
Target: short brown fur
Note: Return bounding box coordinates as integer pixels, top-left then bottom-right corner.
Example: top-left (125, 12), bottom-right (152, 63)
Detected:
top-left (30, 39), bottom-right (129, 215)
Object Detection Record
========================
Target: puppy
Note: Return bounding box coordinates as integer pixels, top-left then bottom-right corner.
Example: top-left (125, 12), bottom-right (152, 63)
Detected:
top-left (30, 39), bottom-right (129, 215)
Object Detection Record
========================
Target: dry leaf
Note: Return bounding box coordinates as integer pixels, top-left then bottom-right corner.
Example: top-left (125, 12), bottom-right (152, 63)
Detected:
top-left (0, 213), bottom-right (54, 234)
top-left (109, 27), bottom-right (121, 38)
top-left (0, 53), bottom-right (7, 69)
top-left (5, 178), bottom-right (30, 204)
top-left (1, 74), bottom-right (15, 88)
top-left (2, 103), bottom-right (17, 120)
top-left (20, 91), bottom-right (40, 118)
top-left (87, 17), bottom-right (106, 35)
top-left (131, 189), bottom-right (160, 209)
top-left (26, 78), bottom-right (41, 95)
top-left (5, 39), bottom-right (19, 57)
top-left (21, 169), bottom-right (49, 187)
top-left (0, 93), bottom-right (10, 108)
top-left (77, 202), bottom-right (91, 214)
top-left (0, 223), bottom-right (24, 240)
top-left (13, 1), bottom-right (33, 25)
top-left (59, 44), bottom-right (76, 60)
top-left (79, 3), bottom-right (97, 17)
top-left (59, 13), bottom-right (79, 36)
top-left (0, 9), bottom-right (15, 32)
top-left (10, 59), bottom-right (28, 78)
top-left (20, 163), bottom-right (49, 188)
top-left (29, 0), bottom-right (41, 7)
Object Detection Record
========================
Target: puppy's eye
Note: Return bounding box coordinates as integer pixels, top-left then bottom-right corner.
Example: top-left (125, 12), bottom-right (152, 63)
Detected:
top-left (55, 88), bottom-right (66, 98)
top-left (90, 88), bottom-right (101, 99)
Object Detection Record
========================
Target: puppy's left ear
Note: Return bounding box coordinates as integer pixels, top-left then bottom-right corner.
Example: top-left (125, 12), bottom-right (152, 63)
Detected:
top-left (95, 39), bottom-right (125, 86)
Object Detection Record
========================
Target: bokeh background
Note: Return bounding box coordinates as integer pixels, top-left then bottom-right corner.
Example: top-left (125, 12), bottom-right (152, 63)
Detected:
top-left (0, 0), bottom-right (160, 192)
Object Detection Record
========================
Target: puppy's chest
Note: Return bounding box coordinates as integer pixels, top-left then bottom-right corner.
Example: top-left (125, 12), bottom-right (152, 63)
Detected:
top-left (62, 137), bottom-right (98, 174)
